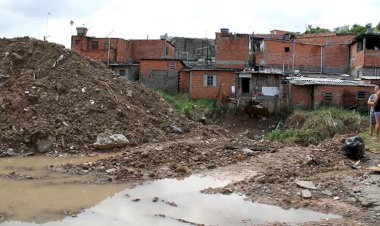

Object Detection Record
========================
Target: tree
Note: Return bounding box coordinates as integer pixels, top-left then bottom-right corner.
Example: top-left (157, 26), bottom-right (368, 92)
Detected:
top-left (347, 23), bottom-right (372, 34)
top-left (375, 21), bottom-right (380, 32)
top-left (304, 25), bottom-right (331, 34)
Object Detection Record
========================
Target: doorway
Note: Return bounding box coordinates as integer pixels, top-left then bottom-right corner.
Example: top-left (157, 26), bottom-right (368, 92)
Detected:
top-left (241, 77), bottom-right (250, 93)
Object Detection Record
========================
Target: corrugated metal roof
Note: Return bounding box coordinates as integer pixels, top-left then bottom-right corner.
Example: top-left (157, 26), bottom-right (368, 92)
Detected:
top-left (287, 77), bottom-right (374, 87)
top-left (359, 76), bottom-right (380, 80)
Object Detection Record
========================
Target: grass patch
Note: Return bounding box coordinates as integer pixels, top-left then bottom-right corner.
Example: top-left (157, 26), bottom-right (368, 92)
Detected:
top-left (359, 130), bottom-right (380, 154)
top-left (266, 107), bottom-right (366, 145)
top-left (157, 91), bottom-right (224, 121)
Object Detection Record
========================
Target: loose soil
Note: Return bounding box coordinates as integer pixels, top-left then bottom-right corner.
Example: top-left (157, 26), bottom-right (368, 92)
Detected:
top-left (1, 38), bottom-right (379, 225)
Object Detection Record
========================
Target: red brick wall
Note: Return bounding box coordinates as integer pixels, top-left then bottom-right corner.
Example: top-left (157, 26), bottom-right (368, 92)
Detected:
top-left (314, 85), bottom-right (372, 108)
top-left (290, 85), bottom-right (313, 108)
top-left (139, 60), bottom-right (184, 76)
top-left (350, 43), bottom-right (364, 68)
top-left (72, 37), bottom-right (129, 63)
top-left (257, 40), bottom-right (350, 73)
top-left (190, 70), bottom-right (235, 99)
top-left (215, 33), bottom-right (249, 69)
top-left (291, 85), bottom-right (372, 108)
top-left (365, 49), bottom-right (380, 67)
top-left (257, 40), bottom-right (321, 70)
top-left (179, 71), bottom-right (190, 93)
top-left (132, 40), bottom-right (175, 60)
top-left (323, 45), bottom-right (349, 69)
top-left (297, 34), bottom-right (355, 45)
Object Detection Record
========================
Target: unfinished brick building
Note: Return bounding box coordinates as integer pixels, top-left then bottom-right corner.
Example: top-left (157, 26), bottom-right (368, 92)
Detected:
top-left (349, 33), bottom-right (380, 78)
top-left (254, 32), bottom-right (356, 74)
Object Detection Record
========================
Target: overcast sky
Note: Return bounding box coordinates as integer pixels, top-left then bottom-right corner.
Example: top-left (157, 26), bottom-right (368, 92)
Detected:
top-left (0, 0), bottom-right (379, 48)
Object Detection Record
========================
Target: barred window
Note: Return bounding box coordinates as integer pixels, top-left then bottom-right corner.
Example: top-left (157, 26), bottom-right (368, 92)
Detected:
top-left (324, 92), bottom-right (333, 101)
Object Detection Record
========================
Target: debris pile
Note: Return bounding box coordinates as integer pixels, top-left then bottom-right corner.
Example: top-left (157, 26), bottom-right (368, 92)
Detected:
top-left (0, 37), bottom-right (202, 156)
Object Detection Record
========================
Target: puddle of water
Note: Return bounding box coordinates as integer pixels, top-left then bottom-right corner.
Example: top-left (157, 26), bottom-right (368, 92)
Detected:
top-left (3, 175), bottom-right (341, 226)
top-left (0, 154), bottom-right (128, 223)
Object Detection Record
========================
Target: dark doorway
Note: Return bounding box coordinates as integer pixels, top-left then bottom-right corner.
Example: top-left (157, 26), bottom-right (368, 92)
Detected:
top-left (241, 78), bottom-right (250, 93)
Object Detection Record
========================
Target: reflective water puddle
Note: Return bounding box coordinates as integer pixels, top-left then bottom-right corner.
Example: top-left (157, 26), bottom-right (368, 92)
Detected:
top-left (0, 154), bottom-right (128, 223)
top-left (2, 175), bottom-right (341, 226)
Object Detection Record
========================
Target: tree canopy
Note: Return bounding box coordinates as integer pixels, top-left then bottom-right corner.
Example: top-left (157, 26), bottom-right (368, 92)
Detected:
top-left (304, 25), bottom-right (331, 34)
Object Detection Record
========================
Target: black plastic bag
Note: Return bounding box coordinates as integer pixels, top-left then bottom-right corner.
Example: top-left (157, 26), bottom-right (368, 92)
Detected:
top-left (342, 136), bottom-right (365, 160)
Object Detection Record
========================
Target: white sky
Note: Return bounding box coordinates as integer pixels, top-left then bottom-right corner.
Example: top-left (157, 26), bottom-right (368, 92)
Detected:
top-left (0, 0), bottom-right (379, 48)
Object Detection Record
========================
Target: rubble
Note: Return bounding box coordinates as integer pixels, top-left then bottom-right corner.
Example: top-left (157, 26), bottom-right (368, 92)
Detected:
top-left (0, 37), bottom-right (207, 155)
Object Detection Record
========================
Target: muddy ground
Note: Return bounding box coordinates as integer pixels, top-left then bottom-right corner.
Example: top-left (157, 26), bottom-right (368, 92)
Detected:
top-left (1, 38), bottom-right (379, 225)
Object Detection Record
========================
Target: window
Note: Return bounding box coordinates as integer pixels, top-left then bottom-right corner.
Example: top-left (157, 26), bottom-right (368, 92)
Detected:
top-left (168, 62), bottom-right (176, 70)
top-left (203, 74), bottom-right (217, 87)
top-left (357, 91), bottom-right (366, 100)
top-left (90, 41), bottom-right (99, 50)
top-left (75, 39), bottom-right (80, 45)
top-left (284, 47), bottom-right (290, 52)
top-left (324, 92), bottom-right (333, 101)
top-left (165, 46), bottom-right (169, 55)
top-left (357, 41), bottom-right (363, 52)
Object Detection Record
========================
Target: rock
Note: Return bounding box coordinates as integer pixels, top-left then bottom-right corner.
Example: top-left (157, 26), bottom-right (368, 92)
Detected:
top-left (35, 135), bottom-right (56, 153)
top-left (11, 52), bottom-right (22, 61)
top-left (105, 168), bottom-right (117, 174)
top-left (296, 181), bottom-right (317, 190)
top-left (322, 189), bottom-right (333, 196)
top-left (301, 189), bottom-right (312, 198)
top-left (93, 133), bottom-right (129, 149)
top-left (169, 124), bottom-right (183, 133)
top-left (5, 148), bottom-right (17, 156)
top-left (333, 196), bottom-right (340, 200)
top-left (242, 148), bottom-right (254, 156)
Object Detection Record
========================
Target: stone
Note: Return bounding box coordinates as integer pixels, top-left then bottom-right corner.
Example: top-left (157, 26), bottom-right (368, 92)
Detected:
top-left (36, 135), bottom-right (56, 153)
top-left (242, 148), bottom-right (254, 156)
top-left (93, 133), bottom-right (129, 149)
top-left (296, 181), bottom-right (317, 190)
top-left (105, 168), bottom-right (117, 174)
top-left (169, 124), bottom-right (183, 133)
top-left (322, 189), bottom-right (333, 196)
top-left (301, 189), bottom-right (312, 198)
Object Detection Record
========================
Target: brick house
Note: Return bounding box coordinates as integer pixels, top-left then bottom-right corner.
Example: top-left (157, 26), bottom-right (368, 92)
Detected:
top-left (139, 59), bottom-right (185, 92)
top-left (215, 29), bottom-right (252, 69)
top-left (349, 33), bottom-right (380, 79)
top-left (179, 67), bottom-right (237, 99)
top-left (71, 27), bottom-right (175, 82)
top-left (236, 70), bottom-right (286, 113)
top-left (287, 76), bottom-right (374, 109)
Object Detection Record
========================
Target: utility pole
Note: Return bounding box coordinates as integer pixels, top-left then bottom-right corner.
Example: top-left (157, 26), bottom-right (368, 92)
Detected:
top-left (45, 12), bottom-right (51, 41)
top-left (106, 30), bottom-right (114, 66)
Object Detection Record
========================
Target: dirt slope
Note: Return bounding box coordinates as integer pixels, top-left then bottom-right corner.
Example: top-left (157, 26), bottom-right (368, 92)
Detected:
top-left (0, 37), bottom-right (205, 155)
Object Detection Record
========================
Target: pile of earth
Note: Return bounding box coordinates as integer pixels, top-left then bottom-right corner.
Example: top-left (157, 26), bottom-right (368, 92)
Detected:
top-left (54, 136), bottom-right (280, 183)
top-left (203, 134), bottom-right (380, 224)
top-left (0, 37), bottom-right (211, 156)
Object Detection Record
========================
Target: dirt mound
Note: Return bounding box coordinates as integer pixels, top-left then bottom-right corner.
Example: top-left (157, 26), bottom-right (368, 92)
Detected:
top-left (54, 136), bottom-right (279, 182)
top-left (0, 37), bottom-right (200, 156)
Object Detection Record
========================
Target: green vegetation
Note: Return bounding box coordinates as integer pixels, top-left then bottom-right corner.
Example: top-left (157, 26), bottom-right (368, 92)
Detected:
top-left (266, 107), bottom-right (366, 145)
top-left (304, 22), bottom-right (380, 35)
top-left (359, 130), bottom-right (380, 154)
top-left (157, 91), bottom-right (224, 121)
top-left (304, 25), bottom-right (331, 34)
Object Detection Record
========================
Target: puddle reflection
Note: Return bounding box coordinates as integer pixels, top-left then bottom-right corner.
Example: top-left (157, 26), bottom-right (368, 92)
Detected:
top-left (3, 175), bottom-right (340, 226)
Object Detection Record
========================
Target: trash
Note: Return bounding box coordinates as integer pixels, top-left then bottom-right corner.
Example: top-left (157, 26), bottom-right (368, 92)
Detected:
top-left (367, 166), bottom-right (380, 172)
top-left (341, 136), bottom-right (365, 160)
